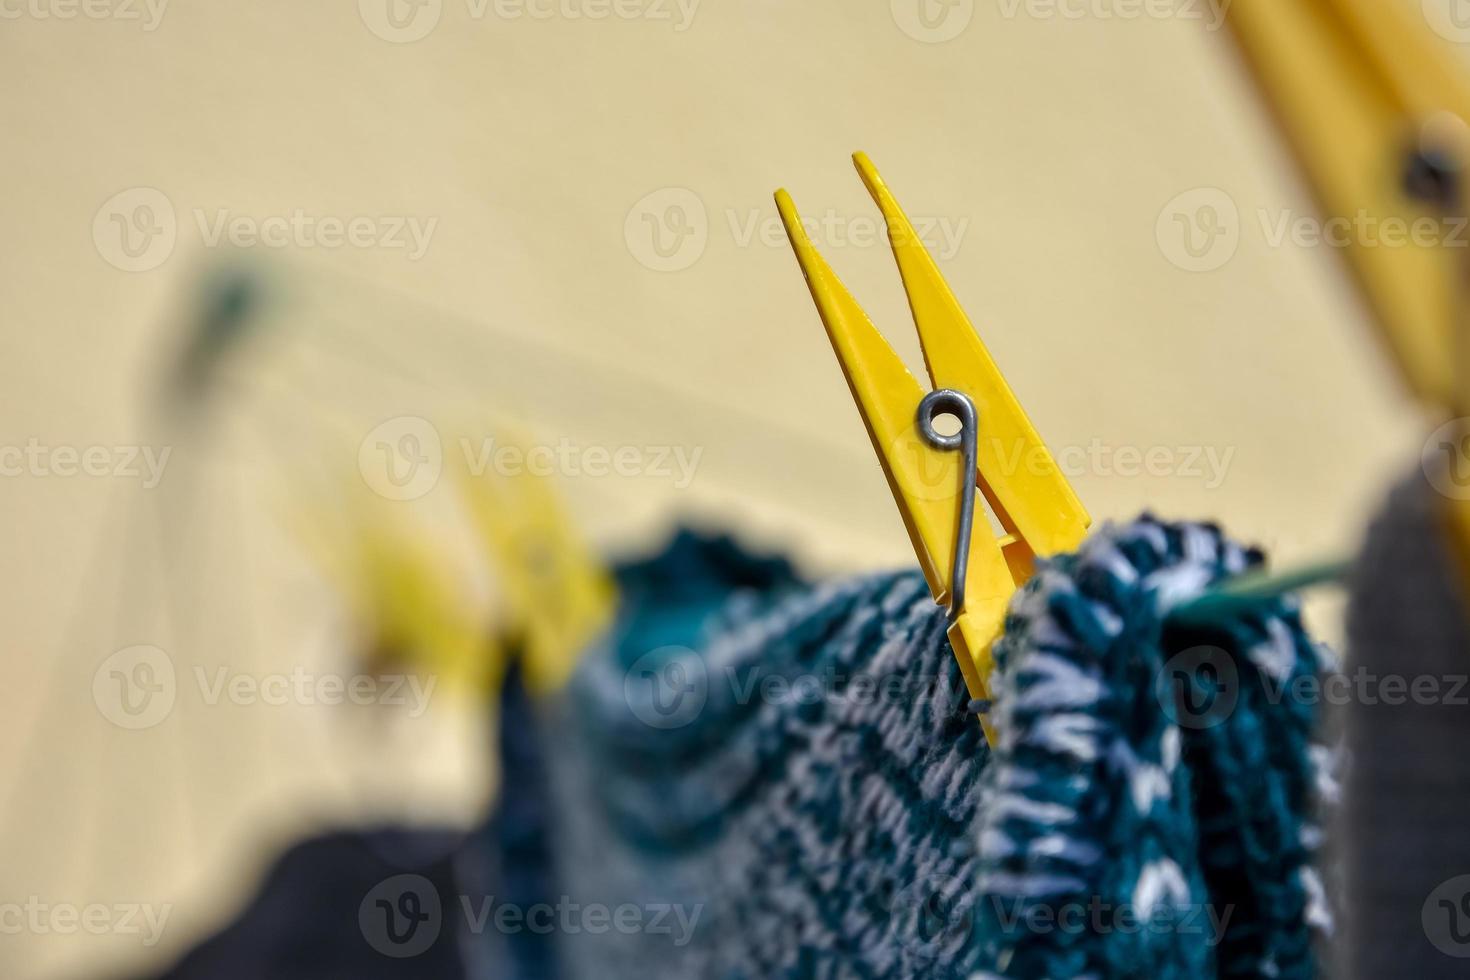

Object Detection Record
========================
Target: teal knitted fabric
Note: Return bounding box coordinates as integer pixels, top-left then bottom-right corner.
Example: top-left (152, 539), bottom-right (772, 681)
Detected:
top-left (974, 516), bottom-right (1336, 978)
top-left (539, 519), bottom-right (1336, 979)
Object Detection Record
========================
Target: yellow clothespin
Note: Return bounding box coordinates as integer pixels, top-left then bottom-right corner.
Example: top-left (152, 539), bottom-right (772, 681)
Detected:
top-left (292, 494), bottom-right (496, 696)
top-left (775, 153), bottom-right (1091, 744)
top-left (452, 426), bottom-right (616, 695)
top-left (1223, 0), bottom-right (1470, 411)
top-left (1220, 0), bottom-right (1470, 561)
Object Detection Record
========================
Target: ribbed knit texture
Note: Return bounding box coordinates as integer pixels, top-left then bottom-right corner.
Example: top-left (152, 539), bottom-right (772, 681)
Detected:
top-left (541, 520), bottom-right (1337, 979)
top-left (1344, 471), bottom-right (1470, 977)
top-left (975, 516), bottom-right (1336, 979)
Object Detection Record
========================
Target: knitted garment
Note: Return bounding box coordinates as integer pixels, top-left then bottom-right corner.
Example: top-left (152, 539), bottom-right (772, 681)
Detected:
top-left (1344, 471), bottom-right (1470, 977)
top-left (540, 520), bottom-right (1336, 979)
top-left (975, 517), bottom-right (1336, 979)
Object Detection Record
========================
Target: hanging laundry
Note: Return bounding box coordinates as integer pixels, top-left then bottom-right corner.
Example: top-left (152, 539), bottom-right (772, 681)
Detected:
top-left (538, 519), bottom-right (1336, 979)
top-left (128, 520), bottom-right (1335, 980)
top-left (973, 516), bottom-right (1336, 979)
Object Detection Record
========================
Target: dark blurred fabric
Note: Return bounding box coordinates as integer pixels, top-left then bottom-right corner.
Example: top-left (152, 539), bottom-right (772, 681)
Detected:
top-left (128, 528), bottom-right (793, 980)
top-left (1344, 471), bottom-right (1470, 977)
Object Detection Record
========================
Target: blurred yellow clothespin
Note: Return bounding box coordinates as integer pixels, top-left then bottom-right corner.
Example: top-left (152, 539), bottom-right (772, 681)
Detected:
top-left (1224, 0), bottom-right (1470, 409)
top-left (453, 426), bottom-right (616, 696)
top-left (296, 499), bottom-right (495, 695)
top-left (776, 153), bottom-right (1091, 745)
top-left (291, 425), bottom-right (614, 701)
top-left (1221, 0), bottom-right (1470, 557)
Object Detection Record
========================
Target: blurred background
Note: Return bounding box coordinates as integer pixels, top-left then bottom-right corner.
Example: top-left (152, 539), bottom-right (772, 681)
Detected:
top-left (0, 1), bottom-right (1451, 976)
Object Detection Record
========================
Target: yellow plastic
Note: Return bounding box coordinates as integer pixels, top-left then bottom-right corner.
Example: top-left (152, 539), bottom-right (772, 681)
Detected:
top-left (294, 498), bottom-right (497, 695)
top-left (288, 432), bottom-right (613, 701)
top-left (1223, 0), bottom-right (1470, 409)
top-left (453, 428), bottom-right (616, 696)
top-left (776, 153), bottom-right (1091, 743)
top-left (1222, 0), bottom-right (1470, 566)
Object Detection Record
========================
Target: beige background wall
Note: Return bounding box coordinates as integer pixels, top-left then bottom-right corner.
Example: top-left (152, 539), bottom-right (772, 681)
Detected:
top-left (1, 1), bottom-right (1450, 976)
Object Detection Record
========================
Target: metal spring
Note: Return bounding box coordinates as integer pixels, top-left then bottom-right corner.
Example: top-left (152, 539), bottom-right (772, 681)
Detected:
top-left (916, 388), bottom-right (979, 624)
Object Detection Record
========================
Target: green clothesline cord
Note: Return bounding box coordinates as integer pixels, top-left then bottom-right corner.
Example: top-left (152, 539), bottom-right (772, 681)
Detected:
top-left (1168, 558), bottom-right (1353, 626)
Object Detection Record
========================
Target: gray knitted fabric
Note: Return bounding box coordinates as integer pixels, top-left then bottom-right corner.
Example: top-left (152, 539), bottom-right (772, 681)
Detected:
top-left (1344, 470), bottom-right (1470, 976)
top-left (535, 521), bottom-right (1335, 979)
top-left (544, 570), bottom-right (989, 978)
